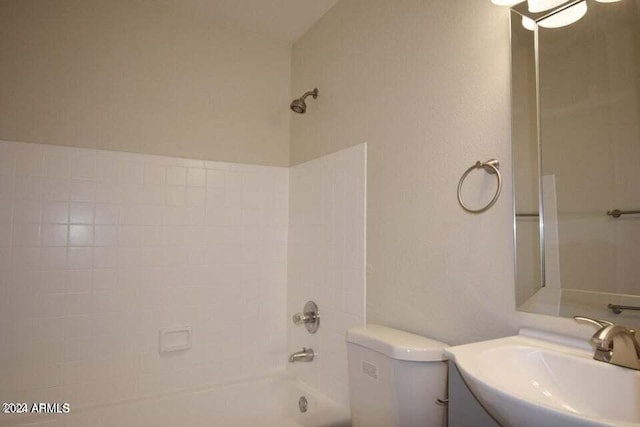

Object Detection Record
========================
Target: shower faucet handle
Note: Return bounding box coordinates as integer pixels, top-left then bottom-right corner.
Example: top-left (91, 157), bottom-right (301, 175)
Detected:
top-left (292, 301), bottom-right (320, 334)
top-left (292, 312), bottom-right (317, 325)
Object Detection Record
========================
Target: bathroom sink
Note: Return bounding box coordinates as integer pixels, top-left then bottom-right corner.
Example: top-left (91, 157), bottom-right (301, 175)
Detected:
top-left (445, 330), bottom-right (640, 427)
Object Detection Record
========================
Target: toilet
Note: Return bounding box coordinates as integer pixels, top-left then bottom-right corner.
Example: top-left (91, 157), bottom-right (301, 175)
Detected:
top-left (346, 324), bottom-right (449, 427)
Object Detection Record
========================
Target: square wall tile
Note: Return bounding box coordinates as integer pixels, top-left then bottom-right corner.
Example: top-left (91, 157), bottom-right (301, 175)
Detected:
top-left (45, 155), bottom-right (71, 179)
top-left (13, 176), bottom-right (43, 200)
top-left (206, 170), bottom-right (225, 188)
top-left (95, 204), bottom-right (119, 225)
top-left (96, 158), bottom-right (120, 182)
top-left (95, 226), bottom-right (117, 247)
top-left (12, 247), bottom-right (40, 270)
top-left (0, 224), bottom-right (11, 247)
top-left (69, 225), bottom-right (94, 247)
top-left (41, 225), bottom-right (68, 247)
top-left (0, 175), bottom-right (14, 199)
top-left (1, 141), bottom-right (291, 411)
top-left (0, 200), bottom-right (13, 223)
top-left (166, 167), bottom-right (186, 186)
top-left (0, 152), bottom-right (15, 175)
top-left (68, 248), bottom-right (93, 269)
top-left (71, 157), bottom-right (96, 181)
top-left (42, 202), bottom-right (69, 224)
top-left (15, 148), bottom-right (44, 177)
top-left (0, 247), bottom-right (12, 270)
top-left (93, 247), bottom-right (118, 269)
top-left (187, 168), bottom-right (206, 187)
top-left (119, 161), bottom-right (144, 184)
top-left (40, 247), bottom-right (67, 270)
top-left (70, 203), bottom-right (95, 225)
top-left (13, 200), bottom-right (41, 224)
top-left (43, 179), bottom-right (71, 201)
top-left (71, 181), bottom-right (96, 202)
top-left (93, 269), bottom-right (118, 292)
top-left (144, 164), bottom-right (166, 185)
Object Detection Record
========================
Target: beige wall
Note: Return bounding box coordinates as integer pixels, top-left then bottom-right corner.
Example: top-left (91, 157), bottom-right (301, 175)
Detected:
top-left (291, 0), bottom-right (596, 345)
top-left (0, 0), bottom-right (291, 166)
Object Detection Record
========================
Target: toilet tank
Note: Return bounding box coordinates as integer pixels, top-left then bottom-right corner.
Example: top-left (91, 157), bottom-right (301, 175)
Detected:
top-left (346, 325), bottom-right (449, 427)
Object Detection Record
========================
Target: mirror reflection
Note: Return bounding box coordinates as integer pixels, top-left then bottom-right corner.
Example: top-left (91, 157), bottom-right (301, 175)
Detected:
top-left (512, 0), bottom-right (640, 322)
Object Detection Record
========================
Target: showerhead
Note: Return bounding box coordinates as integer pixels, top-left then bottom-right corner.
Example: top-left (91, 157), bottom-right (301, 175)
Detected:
top-left (290, 88), bottom-right (319, 114)
top-left (290, 99), bottom-right (306, 114)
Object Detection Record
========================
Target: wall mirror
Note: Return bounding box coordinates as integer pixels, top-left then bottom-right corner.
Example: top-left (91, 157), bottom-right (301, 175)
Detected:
top-left (511, 0), bottom-right (640, 322)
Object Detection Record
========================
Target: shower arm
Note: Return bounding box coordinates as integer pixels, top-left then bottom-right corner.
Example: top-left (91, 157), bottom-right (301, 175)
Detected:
top-left (300, 89), bottom-right (318, 101)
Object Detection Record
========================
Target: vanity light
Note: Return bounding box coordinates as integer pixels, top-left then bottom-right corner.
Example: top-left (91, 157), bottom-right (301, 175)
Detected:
top-left (522, 16), bottom-right (536, 30)
top-left (491, 0), bottom-right (522, 5)
top-left (520, 0), bottom-right (588, 30)
top-left (527, 0), bottom-right (565, 13)
top-left (537, 1), bottom-right (587, 28)
top-left (491, 0), bottom-right (591, 31)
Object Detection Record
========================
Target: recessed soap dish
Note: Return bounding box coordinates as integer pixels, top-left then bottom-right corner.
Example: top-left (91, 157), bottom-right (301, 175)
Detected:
top-left (159, 326), bottom-right (192, 353)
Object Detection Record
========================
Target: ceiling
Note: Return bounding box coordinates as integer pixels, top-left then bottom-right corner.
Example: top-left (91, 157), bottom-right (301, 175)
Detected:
top-left (158, 0), bottom-right (340, 44)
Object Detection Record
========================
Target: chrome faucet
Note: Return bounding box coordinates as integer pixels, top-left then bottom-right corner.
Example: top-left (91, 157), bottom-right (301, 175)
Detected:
top-left (288, 347), bottom-right (315, 363)
top-left (575, 316), bottom-right (640, 370)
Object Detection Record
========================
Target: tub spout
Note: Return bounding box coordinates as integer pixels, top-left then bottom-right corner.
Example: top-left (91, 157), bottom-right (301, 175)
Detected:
top-left (289, 348), bottom-right (315, 363)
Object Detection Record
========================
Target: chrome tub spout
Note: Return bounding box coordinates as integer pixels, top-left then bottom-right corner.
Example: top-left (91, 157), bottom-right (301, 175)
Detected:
top-left (289, 348), bottom-right (315, 363)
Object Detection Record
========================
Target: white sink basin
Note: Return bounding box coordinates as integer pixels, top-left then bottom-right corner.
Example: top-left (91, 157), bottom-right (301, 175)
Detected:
top-left (445, 330), bottom-right (640, 427)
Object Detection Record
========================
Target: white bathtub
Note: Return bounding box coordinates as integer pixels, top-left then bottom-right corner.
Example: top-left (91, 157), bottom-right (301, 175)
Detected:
top-left (6, 375), bottom-right (351, 427)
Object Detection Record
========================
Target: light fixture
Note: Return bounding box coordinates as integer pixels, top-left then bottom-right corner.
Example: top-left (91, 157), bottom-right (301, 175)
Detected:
top-left (491, 0), bottom-right (522, 5)
top-left (538, 1), bottom-right (588, 28)
top-left (519, 0), bottom-right (588, 30)
top-left (522, 16), bottom-right (537, 30)
top-left (494, 0), bottom-right (617, 31)
top-left (527, 0), bottom-right (566, 13)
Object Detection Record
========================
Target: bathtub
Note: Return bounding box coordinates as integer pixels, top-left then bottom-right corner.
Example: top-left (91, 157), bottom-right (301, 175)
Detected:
top-left (6, 375), bottom-right (351, 427)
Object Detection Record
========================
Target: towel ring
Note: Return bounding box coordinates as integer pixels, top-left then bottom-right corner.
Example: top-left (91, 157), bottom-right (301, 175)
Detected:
top-left (457, 159), bottom-right (502, 214)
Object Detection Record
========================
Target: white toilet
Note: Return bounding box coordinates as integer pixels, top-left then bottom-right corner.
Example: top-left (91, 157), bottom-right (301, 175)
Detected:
top-left (346, 324), bottom-right (449, 427)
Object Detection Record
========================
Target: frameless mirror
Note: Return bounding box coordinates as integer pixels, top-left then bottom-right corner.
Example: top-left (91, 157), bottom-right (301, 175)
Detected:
top-left (512, 0), bottom-right (640, 322)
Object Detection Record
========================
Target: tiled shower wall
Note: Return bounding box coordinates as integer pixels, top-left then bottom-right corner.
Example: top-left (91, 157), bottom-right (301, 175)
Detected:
top-left (0, 141), bottom-right (288, 412)
top-left (287, 144), bottom-right (366, 408)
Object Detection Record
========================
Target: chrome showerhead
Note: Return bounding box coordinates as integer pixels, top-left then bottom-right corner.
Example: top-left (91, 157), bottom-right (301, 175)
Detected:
top-left (290, 88), bottom-right (319, 114)
top-left (290, 98), bottom-right (306, 114)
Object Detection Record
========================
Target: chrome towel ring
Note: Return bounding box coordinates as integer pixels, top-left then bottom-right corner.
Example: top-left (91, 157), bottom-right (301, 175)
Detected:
top-left (457, 159), bottom-right (502, 214)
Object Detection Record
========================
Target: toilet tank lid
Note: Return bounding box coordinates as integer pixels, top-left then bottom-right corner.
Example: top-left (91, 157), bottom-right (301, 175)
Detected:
top-left (346, 324), bottom-right (449, 362)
